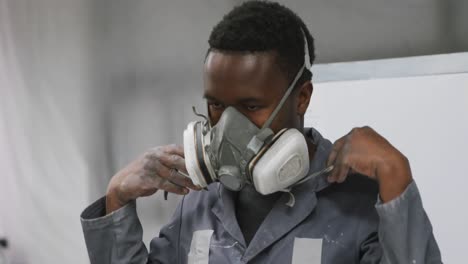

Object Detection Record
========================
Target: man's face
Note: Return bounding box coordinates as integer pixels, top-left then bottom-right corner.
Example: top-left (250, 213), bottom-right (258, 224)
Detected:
top-left (203, 50), bottom-right (307, 133)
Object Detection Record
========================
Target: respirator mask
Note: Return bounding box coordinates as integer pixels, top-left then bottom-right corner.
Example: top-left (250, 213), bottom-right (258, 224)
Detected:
top-left (183, 29), bottom-right (313, 198)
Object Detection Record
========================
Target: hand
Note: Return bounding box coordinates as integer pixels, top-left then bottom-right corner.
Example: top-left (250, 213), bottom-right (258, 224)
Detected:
top-left (106, 144), bottom-right (200, 214)
top-left (326, 126), bottom-right (413, 202)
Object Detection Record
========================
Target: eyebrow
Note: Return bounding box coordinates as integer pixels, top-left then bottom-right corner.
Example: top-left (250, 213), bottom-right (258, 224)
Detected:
top-left (203, 94), bottom-right (263, 104)
top-left (203, 94), bottom-right (218, 101)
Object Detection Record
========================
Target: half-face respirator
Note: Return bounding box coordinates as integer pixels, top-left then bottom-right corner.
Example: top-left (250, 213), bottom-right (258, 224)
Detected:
top-left (183, 29), bottom-right (313, 196)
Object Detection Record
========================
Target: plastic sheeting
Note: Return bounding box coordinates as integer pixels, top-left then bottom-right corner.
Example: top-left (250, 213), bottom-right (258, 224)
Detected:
top-left (0, 0), bottom-right (100, 263)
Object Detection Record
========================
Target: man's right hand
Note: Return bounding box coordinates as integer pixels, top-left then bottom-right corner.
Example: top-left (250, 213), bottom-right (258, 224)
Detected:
top-left (105, 144), bottom-right (200, 214)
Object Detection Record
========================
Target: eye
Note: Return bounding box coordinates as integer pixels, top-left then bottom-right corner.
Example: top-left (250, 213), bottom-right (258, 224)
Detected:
top-left (209, 102), bottom-right (224, 110)
top-left (245, 105), bottom-right (260, 111)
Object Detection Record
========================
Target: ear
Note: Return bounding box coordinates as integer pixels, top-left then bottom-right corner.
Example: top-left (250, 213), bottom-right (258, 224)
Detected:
top-left (296, 81), bottom-right (313, 115)
top-left (206, 101), bottom-right (214, 126)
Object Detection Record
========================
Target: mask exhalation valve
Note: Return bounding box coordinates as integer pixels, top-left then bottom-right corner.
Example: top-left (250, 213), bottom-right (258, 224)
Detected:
top-left (218, 165), bottom-right (244, 191)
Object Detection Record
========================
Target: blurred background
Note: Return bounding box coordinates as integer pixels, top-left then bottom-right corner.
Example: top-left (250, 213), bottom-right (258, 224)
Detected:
top-left (0, 0), bottom-right (467, 263)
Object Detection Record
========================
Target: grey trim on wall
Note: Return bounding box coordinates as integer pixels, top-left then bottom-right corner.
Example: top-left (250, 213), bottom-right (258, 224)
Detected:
top-left (311, 52), bottom-right (468, 83)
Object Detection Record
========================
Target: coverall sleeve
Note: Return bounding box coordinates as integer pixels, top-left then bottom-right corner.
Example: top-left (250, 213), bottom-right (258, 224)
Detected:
top-left (80, 196), bottom-right (184, 264)
top-left (359, 181), bottom-right (443, 263)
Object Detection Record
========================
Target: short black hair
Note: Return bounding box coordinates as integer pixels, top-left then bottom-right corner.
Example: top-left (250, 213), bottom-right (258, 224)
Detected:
top-left (208, 0), bottom-right (315, 87)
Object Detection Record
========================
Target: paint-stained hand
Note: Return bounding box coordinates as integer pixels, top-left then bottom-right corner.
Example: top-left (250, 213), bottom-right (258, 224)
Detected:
top-left (105, 144), bottom-right (200, 214)
top-left (326, 126), bottom-right (413, 202)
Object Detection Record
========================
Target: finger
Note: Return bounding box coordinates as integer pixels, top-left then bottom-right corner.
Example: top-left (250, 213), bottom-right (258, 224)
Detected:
top-left (328, 164), bottom-right (340, 182)
top-left (327, 136), bottom-right (346, 167)
top-left (169, 168), bottom-right (202, 190)
top-left (143, 148), bottom-right (165, 170)
top-left (328, 164), bottom-right (339, 182)
top-left (328, 164), bottom-right (349, 183)
top-left (159, 179), bottom-right (189, 195)
top-left (336, 164), bottom-right (350, 183)
top-left (336, 149), bottom-right (354, 183)
top-left (143, 147), bottom-right (187, 174)
top-left (327, 149), bottom-right (338, 169)
top-left (154, 162), bottom-right (199, 190)
top-left (143, 149), bottom-right (199, 190)
top-left (328, 140), bottom-right (350, 183)
top-left (173, 170), bottom-right (203, 190)
top-left (327, 137), bottom-right (346, 181)
top-left (164, 144), bottom-right (185, 158)
top-left (159, 154), bottom-right (201, 189)
top-left (327, 160), bottom-right (340, 183)
top-left (159, 153), bottom-right (188, 174)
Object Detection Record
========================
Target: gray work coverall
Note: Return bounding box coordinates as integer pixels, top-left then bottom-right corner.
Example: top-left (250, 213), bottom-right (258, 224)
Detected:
top-left (80, 128), bottom-right (442, 263)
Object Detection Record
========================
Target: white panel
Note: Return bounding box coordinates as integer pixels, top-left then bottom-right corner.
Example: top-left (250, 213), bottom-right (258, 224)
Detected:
top-left (292, 238), bottom-right (322, 264)
top-left (306, 73), bottom-right (468, 263)
top-left (188, 230), bottom-right (214, 264)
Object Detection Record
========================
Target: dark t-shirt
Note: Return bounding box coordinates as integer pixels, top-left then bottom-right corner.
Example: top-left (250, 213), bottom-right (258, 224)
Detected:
top-left (235, 184), bottom-right (282, 246)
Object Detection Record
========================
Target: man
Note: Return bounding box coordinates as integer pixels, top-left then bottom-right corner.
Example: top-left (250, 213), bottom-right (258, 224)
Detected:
top-left (81, 1), bottom-right (442, 263)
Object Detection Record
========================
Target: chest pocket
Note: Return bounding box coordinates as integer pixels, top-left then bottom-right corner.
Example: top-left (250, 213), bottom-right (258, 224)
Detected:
top-left (187, 230), bottom-right (214, 264)
top-left (291, 237), bottom-right (323, 264)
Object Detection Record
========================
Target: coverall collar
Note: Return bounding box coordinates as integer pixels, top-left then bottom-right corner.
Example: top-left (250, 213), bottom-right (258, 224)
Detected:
top-left (211, 127), bottom-right (333, 261)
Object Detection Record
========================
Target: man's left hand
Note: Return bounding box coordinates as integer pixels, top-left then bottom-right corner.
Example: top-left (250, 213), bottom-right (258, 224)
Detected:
top-left (326, 126), bottom-right (413, 203)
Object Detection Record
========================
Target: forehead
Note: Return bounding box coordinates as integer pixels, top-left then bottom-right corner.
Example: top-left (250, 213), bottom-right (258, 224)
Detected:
top-left (203, 51), bottom-right (289, 103)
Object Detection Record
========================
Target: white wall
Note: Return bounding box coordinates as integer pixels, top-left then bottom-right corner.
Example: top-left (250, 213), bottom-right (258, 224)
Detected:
top-left (306, 55), bottom-right (468, 263)
top-left (0, 0), bottom-right (104, 263)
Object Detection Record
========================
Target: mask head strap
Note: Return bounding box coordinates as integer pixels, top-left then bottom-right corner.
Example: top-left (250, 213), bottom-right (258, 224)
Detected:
top-left (243, 28), bottom-right (311, 165)
top-left (261, 28), bottom-right (311, 131)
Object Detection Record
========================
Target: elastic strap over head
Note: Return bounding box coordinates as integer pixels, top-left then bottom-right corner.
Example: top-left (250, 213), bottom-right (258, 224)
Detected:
top-left (261, 28), bottom-right (311, 130)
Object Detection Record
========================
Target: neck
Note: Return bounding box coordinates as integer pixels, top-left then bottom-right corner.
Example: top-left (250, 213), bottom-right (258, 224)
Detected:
top-left (305, 130), bottom-right (317, 163)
